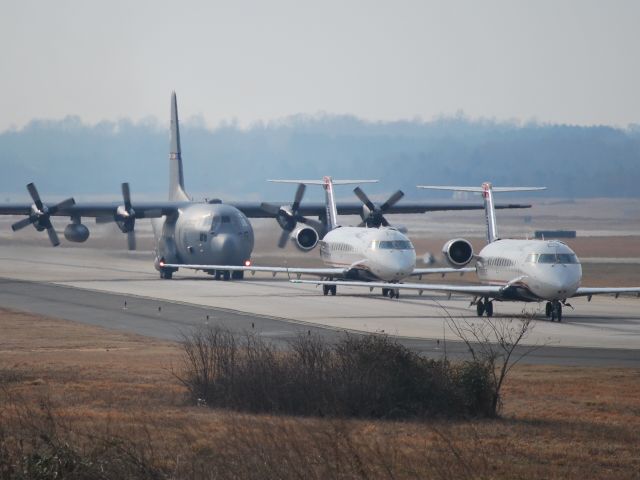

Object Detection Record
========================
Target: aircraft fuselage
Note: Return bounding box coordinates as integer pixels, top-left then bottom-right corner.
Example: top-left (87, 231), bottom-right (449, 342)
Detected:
top-left (476, 239), bottom-right (582, 301)
top-left (319, 226), bottom-right (416, 282)
top-left (157, 203), bottom-right (254, 267)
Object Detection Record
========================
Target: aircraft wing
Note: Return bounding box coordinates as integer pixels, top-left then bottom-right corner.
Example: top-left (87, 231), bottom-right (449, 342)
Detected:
top-left (0, 201), bottom-right (190, 218)
top-left (162, 263), bottom-right (349, 278)
top-left (572, 287), bottom-right (640, 299)
top-left (233, 201), bottom-right (530, 218)
top-left (0, 200), bottom-right (527, 219)
top-left (291, 279), bottom-right (503, 297)
top-left (410, 267), bottom-right (476, 278)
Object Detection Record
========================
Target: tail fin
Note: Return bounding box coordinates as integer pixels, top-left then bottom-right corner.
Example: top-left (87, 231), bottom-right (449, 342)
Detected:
top-left (269, 178), bottom-right (377, 231)
top-left (417, 183), bottom-right (545, 243)
top-left (169, 92), bottom-right (189, 201)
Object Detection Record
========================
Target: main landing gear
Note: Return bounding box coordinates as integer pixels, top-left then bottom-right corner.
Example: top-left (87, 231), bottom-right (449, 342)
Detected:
top-left (159, 269), bottom-right (173, 280)
top-left (476, 297), bottom-right (493, 317)
top-left (545, 301), bottom-right (563, 322)
top-left (322, 284), bottom-right (337, 296)
top-left (382, 288), bottom-right (400, 299)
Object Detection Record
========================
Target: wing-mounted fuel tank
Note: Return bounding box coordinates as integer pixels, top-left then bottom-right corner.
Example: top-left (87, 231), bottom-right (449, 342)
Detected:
top-left (291, 225), bottom-right (319, 251)
top-left (442, 238), bottom-right (474, 268)
top-left (64, 218), bottom-right (90, 243)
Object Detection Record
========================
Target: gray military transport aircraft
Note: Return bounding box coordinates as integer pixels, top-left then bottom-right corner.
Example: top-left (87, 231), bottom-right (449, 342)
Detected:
top-left (0, 93), bottom-right (530, 280)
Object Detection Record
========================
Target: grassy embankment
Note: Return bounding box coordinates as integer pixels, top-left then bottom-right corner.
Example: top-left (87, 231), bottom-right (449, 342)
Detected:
top-left (1, 308), bottom-right (639, 479)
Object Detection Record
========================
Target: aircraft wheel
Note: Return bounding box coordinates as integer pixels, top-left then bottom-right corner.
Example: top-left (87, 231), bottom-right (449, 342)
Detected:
top-left (232, 270), bottom-right (244, 280)
top-left (485, 301), bottom-right (493, 317)
top-left (476, 300), bottom-right (485, 317)
top-left (160, 269), bottom-right (173, 280)
top-left (556, 302), bottom-right (562, 322)
top-left (545, 302), bottom-right (553, 318)
top-left (394, 289), bottom-right (400, 299)
top-left (223, 270), bottom-right (231, 281)
top-left (214, 270), bottom-right (222, 281)
top-left (323, 285), bottom-right (329, 296)
top-left (330, 285), bottom-right (337, 296)
top-left (382, 288), bottom-right (389, 297)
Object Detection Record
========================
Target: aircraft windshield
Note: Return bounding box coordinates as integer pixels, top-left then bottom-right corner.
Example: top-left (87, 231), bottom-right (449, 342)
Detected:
top-left (210, 215), bottom-right (232, 232)
top-left (370, 240), bottom-right (414, 250)
top-left (526, 253), bottom-right (579, 264)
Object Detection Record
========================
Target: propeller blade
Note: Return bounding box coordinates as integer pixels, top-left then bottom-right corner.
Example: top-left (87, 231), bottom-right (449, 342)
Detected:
top-left (122, 183), bottom-right (132, 211)
top-left (291, 183), bottom-right (306, 213)
top-left (380, 217), bottom-right (390, 227)
top-left (27, 183), bottom-right (44, 211)
top-left (277, 229), bottom-right (289, 249)
top-left (260, 202), bottom-right (281, 216)
top-left (127, 230), bottom-right (137, 251)
top-left (380, 190), bottom-right (404, 211)
top-left (46, 226), bottom-right (60, 247)
top-left (353, 187), bottom-right (376, 212)
top-left (12, 216), bottom-right (34, 231)
top-left (48, 197), bottom-right (75, 216)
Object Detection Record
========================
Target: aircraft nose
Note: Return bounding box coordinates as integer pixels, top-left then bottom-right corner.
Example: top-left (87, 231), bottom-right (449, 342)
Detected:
top-left (546, 266), bottom-right (581, 297)
top-left (380, 251), bottom-right (416, 280)
top-left (210, 234), bottom-right (240, 260)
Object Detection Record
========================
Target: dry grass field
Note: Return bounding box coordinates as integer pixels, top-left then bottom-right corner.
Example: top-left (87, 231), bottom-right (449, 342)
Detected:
top-left (1, 308), bottom-right (639, 479)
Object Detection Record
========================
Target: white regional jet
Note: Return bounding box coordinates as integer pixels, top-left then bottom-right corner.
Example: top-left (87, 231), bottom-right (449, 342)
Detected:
top-left (164, 176), bottom-right (473, 296)
top-left (293, 182), bottom-right (640, 321)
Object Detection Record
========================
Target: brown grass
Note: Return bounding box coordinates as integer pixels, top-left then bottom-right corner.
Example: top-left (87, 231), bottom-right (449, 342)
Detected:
top-left (1, 307), bottom-right (639, 479)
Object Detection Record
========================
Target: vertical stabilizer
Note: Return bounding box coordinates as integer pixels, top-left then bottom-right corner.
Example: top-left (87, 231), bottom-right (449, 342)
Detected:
top-left (417, 184), bottom-right (546, 244)
top-left (481, 182), bottom-right (498, 243)
top-left (268, 178), bottom-right (378, 233)
top-left (322, 176), bottom-right (339, 231)
top-left (169, 92), bottom-right (189, 201)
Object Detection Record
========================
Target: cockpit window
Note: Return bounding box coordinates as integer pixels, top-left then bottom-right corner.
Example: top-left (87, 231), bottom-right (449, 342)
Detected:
top-left (370, 240), bottom-right (414, 250)
top-left (535, 253), bottom-right (579, 264)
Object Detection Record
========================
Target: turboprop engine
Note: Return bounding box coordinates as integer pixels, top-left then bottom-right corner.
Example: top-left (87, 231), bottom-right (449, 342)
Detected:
top-left (442, 238), bottom-right (474, 268)
top-left (291, 226), bottom-right (319, 251)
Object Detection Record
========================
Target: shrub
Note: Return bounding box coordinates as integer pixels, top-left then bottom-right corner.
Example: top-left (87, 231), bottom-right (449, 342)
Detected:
top-left (177, 327), bottom-right (496, 419)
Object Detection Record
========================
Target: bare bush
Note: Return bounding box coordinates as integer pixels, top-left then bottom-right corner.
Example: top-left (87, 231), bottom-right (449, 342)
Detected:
top-left (176, 326), bottom-right (496, 419)
top-left (447, 312), bottom-right (541, 416)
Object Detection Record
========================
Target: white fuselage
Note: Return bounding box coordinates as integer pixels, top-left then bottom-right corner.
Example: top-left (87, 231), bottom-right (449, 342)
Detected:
top-left (476, 239), bottom-right (582, 301)
top-left (319, 226), bottom-right (416, 282)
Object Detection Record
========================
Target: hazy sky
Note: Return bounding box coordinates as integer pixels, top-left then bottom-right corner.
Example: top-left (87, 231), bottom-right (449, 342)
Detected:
top-left (1, 0), bottom-right (639, 131)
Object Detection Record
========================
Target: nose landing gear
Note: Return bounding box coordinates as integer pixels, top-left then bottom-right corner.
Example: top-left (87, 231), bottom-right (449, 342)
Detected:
top-left (475, 297), bottom-right (493, 317)
top-left (382, 288), bottom-right (400, 299)
top-left (545, 301), bottom-right (563, 322)
top-left (322, 284), bottom-right (337, 296)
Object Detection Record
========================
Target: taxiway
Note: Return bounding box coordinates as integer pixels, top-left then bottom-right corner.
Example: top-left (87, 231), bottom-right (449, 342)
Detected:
top-left (0, 244), bottom-right (639, 366)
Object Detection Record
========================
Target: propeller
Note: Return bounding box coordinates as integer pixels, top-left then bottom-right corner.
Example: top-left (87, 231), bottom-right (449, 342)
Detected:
top-left (354, 187), bottom-right (404, 227)
top-left (11, 183), bottom-right (75, 246)
top-left (96, 183), bottom-right (137, 250)
top-left (261, 183), bottom-right (321, 248)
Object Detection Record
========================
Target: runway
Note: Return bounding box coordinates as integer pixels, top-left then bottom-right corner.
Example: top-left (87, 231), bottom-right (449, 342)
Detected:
top-left (1, 244), bottom-right (639, 366)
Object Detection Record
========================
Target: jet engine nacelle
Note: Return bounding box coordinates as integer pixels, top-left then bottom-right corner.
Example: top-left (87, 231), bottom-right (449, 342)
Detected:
top-left (442, 238), bottom-right (474, 268)
top-left (63, 223), bottom-right (90, 243)
top-left (291, 226), bottom-right (319, 251)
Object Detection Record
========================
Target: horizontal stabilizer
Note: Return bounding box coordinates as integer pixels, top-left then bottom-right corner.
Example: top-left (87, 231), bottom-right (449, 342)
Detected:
top-left (417, 185), bottom-right (546, 193)
top-left (269, 179), bottom-right (378, 185)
